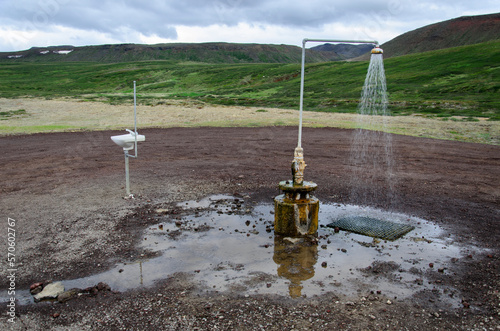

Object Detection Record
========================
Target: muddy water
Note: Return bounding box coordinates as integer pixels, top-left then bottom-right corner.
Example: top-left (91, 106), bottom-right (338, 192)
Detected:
top-left (12, 195), bottom-right (486, 306)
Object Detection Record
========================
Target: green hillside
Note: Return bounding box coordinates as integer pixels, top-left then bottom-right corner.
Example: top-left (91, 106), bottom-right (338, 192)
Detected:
top-left (0, 40), bottom-right (498, 120)
top-left (0, 43), bottom-right (335, 64)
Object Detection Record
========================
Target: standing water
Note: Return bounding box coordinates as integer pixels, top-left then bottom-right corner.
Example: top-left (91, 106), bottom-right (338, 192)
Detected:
top-left (349, 50), bottom-right (395, 206)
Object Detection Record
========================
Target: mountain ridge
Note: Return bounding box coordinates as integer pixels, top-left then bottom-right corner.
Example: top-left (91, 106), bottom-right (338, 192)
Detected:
top-left (379, 12), bottom-right (500, 59)
top-left (1, 13), bottom-right (499, 63)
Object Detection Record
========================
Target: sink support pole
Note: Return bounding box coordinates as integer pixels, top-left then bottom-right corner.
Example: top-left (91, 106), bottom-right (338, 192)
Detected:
top-left (124, 151), bottom-right (131, 196)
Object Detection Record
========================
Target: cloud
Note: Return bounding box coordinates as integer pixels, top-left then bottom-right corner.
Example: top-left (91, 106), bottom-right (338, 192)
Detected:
top-left (0, 0), bottom-right (498, 51)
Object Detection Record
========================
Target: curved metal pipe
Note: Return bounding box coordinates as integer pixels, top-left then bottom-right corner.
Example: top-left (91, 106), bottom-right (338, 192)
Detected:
top-left (297, 38), bottom-right (379, 148)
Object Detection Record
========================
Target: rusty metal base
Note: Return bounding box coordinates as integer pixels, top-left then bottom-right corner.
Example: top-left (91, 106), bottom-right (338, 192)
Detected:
top-left (274, 195), bottom-right (319, 237)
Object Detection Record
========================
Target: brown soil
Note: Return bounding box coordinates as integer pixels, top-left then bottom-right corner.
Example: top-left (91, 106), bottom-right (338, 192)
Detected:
top-left (1, 127), bottom-right (499, 330)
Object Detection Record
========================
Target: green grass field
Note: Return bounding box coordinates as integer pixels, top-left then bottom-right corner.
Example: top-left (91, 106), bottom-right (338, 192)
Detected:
top-left (0, 40), bottom-right (498, 120)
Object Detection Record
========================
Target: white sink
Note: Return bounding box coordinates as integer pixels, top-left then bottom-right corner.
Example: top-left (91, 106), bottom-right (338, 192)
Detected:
top-left (111, 132), bottom-right (145, 150)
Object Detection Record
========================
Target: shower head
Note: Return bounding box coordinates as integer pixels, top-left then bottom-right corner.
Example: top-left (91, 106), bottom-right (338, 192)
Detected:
top-left (371, 45), bottom-right (383, 54)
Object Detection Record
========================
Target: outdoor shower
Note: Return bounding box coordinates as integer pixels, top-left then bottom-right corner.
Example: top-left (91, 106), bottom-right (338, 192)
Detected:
top-left (274, 39), bottom-right (379, 237)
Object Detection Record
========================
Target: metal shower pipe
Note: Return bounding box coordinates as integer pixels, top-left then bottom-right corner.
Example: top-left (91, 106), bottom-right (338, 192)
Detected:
top-left (297, 38), bottom-right (379, 148)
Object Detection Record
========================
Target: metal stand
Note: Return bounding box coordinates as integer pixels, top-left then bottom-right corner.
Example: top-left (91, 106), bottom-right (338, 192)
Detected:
top-left (274, 38), bottom-right (380, 237)
top-left (125, 151), bottom-right (131, 196)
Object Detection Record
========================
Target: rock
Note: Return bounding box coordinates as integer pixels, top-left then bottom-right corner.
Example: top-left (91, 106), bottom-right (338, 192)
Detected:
top-left (97, 282), bottom-right (111, 292)
top-left (30, 282), bottom-right (44, 295)
top-left (57, 288), bottom-right (81, 303)
top-left (33, 282), bottom-right (65, 302)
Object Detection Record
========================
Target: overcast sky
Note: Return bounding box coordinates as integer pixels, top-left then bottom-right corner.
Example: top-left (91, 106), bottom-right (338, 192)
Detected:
top-left (0, 0), bottom-right (498, 52)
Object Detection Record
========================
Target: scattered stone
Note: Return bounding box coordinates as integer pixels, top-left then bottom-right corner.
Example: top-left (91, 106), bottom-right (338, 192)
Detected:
top-left (386, 300), bottom-right (392, 305)
top-left (321, 245), bottom-right (327, 249)
top-left (30, 282), bottom-right (44, 295)
top-left (96, 282), bottom-right (111, 292)
top-left (341, 248), bottom-right (347, 253)
top-left (438, 268), bottom-right (445, 273)
top-left (429, 263), bottom-right (434, 268)
top-left (84, 286), bottom-right (99, 296)
top-left (321, 262), bottom-right (327, 268)
top-left (52, 313), bottom-right (60, 319)
top-left (57, 288), bottom-right (81, 303)
top-left (33, 282), bottom-right (65, 302)
top-left (155, 209), bottom-right (169, 214)
top-left (334, 227), bottom-right (340, 233)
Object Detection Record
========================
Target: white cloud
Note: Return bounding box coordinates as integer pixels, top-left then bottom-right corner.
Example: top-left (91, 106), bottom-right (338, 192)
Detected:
top-left (0, 0), bottom-right (498, 51)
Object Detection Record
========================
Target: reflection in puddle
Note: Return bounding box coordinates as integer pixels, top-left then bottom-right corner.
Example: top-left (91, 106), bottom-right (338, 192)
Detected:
top-left (274, 237), bottom-right (317, 298)
top-left (9, 196), bottom-right (487, 307)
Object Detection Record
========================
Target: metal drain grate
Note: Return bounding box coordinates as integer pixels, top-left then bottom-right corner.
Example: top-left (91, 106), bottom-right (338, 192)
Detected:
top-left (326, 216), bottom-right (415, 241)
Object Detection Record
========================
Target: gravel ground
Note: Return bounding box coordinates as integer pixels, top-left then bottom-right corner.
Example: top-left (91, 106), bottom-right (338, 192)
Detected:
top-left (0, 126), bottom-right (499, 330)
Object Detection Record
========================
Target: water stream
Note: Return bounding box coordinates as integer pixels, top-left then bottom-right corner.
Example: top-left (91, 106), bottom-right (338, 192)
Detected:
top-left (349, 52), bottom-right (395, 206)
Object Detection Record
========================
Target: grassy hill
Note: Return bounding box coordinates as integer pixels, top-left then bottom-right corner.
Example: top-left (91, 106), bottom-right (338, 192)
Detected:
top-left (0, 42), bottom-right (338, 64)
top-left (2, 13), bottom-right (498, 65)
top-left (0, 40), bottom-right (498, 120)
top-left (381, 13), bottom-right (500, 59)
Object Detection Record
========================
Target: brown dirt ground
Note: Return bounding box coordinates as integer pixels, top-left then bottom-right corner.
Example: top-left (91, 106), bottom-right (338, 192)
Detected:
top-left (1, 127), bottom-right (499, 330)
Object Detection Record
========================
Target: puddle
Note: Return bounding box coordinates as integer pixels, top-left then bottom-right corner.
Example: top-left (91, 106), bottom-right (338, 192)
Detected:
top-left (8, 196), bottom-right (487, 307)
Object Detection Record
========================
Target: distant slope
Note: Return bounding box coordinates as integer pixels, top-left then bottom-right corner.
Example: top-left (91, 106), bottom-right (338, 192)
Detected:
top-left (0, 42), bottom-right (337, 64)
top-left (311, 43), bottom-right (373, 60)
top-left (2, 13), bottom-right (499, 63)
top-left (1, 40), bottom-right (497, 119)
top-left (382, 13), bottom-right (500, 58)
